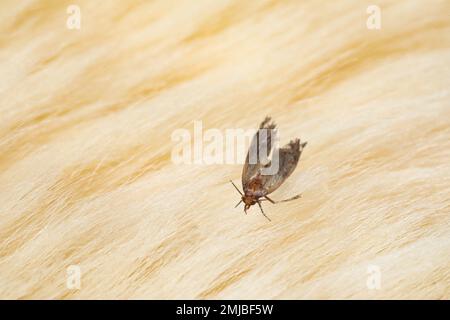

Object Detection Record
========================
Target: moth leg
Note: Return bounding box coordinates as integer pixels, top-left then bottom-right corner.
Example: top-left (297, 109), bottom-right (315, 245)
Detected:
top-left (265, 194), bottom-right (302, 204)
top-left (257, 201), bottom-right (271, 222)
top-left (264, 196), bottom-right (276, 204)
top-left (279, 194), bottom-right (302, 203)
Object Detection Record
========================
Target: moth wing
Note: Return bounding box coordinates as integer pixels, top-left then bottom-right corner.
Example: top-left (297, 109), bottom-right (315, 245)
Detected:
top-left (259, 139), bottom-right (307, 194)
top-left (242, 117), bottom-right (277, 189)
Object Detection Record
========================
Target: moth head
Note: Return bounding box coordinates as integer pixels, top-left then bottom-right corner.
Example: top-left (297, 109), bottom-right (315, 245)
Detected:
top-left (242, 195), bottom-right (256, 207)
top-left (230, 180), bottom-right (257, 210)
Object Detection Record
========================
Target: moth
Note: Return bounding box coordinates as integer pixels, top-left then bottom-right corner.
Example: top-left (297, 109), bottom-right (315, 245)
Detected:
top-left (230, 117), bottom-right (307, 221)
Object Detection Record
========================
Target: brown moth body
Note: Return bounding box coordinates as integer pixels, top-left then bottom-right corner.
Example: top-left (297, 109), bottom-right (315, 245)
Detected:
top-left (231, 117), bottom-right (307, 221)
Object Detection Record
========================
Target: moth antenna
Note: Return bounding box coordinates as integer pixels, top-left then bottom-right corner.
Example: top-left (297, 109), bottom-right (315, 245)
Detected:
top-left (234, 200), bottom-right (243, 208)
top-left (257, 201), bottom-right (271, 222)
top-left (229, 180), bottom-right (243, 196)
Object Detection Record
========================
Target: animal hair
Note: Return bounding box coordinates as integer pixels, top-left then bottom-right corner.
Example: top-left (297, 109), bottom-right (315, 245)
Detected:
top-left (0, 0), bottom-right (449, 299)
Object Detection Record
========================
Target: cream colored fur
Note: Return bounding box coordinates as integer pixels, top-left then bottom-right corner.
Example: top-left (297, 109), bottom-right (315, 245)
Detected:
top-left (0, 0), bottom-right (449, 299)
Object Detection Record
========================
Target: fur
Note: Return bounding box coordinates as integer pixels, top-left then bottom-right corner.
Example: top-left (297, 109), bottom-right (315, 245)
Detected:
top-left (0, 0), bottom-right (449, 299)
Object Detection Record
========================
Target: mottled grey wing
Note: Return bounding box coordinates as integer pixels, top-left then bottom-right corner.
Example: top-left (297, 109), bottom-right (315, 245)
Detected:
top-left (259, 139), bottom-right (307, 194)
top-left (242, 117), bottom-right (277, 189)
